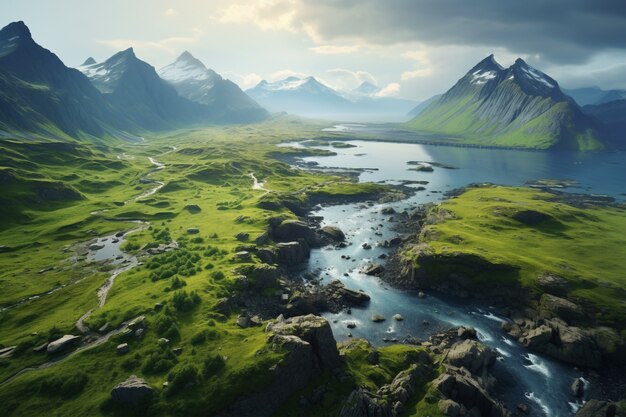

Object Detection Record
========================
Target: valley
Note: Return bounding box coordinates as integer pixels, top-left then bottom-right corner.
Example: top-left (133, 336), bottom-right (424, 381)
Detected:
top-left (0, 9), bottom-right (626, 417)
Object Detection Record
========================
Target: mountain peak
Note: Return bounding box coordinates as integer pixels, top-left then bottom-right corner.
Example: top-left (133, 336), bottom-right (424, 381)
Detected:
top-left (0, 21), bottom-right (32, 41)
top-left (82, 57), bottom-right (96, 66)
top-left (177, 50), bottom-right (194, 61)
top-left (470, 54), bottom-right (504, 73)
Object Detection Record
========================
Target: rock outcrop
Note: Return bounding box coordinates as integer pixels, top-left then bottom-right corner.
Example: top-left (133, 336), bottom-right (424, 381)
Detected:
top-left (47, 335), bottom-right (80, 354)
top-left (575, 399), bottom-right (617, 417)
top-left (110, 375), bottom-right (155, 406)
top-left (219, 315), bottom-right (340, 417)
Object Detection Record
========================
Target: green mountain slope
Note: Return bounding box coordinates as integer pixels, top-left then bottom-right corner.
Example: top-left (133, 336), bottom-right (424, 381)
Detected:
top-left (0, 21), bottom-right (134, 141)
top-left (406, 55), bottom-right (606, 150)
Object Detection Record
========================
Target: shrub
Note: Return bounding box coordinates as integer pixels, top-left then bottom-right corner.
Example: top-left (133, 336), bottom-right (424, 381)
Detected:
top-left (166, 364), bottom-right (200, 396)
top-left (202, 354), bottom-right (225, 377)
top-left (39, 372), bottom-right (89, 398)
top-left (171, 290), bottom-right (201, 312)
top-left (142, 350), bottom-right (177, 375)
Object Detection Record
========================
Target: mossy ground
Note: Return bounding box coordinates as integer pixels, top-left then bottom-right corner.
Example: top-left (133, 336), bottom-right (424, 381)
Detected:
top-left (406, 185), bottom-right (626, 327)
top-left (0, 116), bottom-right (393, 416)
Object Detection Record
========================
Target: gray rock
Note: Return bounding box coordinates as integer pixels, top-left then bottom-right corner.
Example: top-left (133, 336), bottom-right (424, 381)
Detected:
top-left (257, 248), bottom-right (277, 264)
top-left (111, 375), bottom-right (155, 406)
top-left (273, 220), bottom-right (315, 244)
top-left (371, 314), bottom-right (386, 323)
top-left (439, 399), bottom-right (461, 417)
top-left (522, 325), bottom-right (553, 349)
top-left (393, 314), bottom-right (404, 321)
top-left (536, 274), bottom-right (570, 296)
top-left (445, 340), bottom-right (496, 374)
top-left (47, 335), bottom-right (80, 354)
top-left (117, 343), bottom-right (129, 355)
top-left (276, 240), bottom-right (310, 266)
top-left (235, 232), bottom-right (249, 242)
top-left (540, 294), bottom-right (584, 323)
top-left (362, 263), bottom-right (384, 276)
top-left (319, 225), bottom-right (346, 242)
top-left (186, 227), bottom-right (199, 234)
top-left (571, 377), bottom-right (584, 398)
top-left (235, 251), bottom-right (252, 262)
top-left (575, 399), bottom-right (617, 417)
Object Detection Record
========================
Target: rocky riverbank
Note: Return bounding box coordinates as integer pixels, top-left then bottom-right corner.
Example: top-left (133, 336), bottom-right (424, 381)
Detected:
top-left (379, 186), bottom-right (626, 409)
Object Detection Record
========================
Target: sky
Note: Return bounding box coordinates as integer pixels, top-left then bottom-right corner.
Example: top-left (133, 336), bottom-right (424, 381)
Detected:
top-left (2, 0), bottom-right (626, 101)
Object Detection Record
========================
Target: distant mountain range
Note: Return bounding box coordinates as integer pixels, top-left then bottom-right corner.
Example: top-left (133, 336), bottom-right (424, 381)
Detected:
top-left (564, 87), bottom-right (626, 106)
top-left (406, 55), bottom-right (606, 150)
top-left (246, 77), bottom-right (417, 121)
top-left (0, 21), bottom-right (266, 141)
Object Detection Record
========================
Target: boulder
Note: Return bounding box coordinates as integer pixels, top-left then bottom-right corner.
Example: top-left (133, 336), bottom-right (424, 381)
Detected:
top-left (362, 263), bottom-right (384, 276)
top-left (235, 251), bottom-right (252, 262)
top-left (110, 375), bottom-right (155, 406)
top-left (457, 327), bottom-right (477, 340)
top-left (371, 314), bottom-right (386, 323)
top-left (536, 274), bottom-right (570, 296)
top-left (570, 377), bottom-right (584, 398)
top-left (235, 232), bottom-right (249, 242)
top-left (255, 232), bottom-right (270, 245)
top-left (276, 240), bottom-right (310, 266)
top-left (540, 294), bottom-right (585, 323)
top-left (257, 248), bottom-right (277, 264)
top-left (393, 314), bottom-right (404, 321)
top-left (575, 400), bottom-right (617, 417)
top-left (445, 340), bottom-right (496, 374)
top-left (267, 314), bottom-right (341, 370)
top-left (273, 220), bottom-right (315, 244)
top-left (117, 343), bottom-right (129, 355)
top-left (439, 399), bottom-right (461, 417)
top-left (544, 324), bottom-right (602, 369)
top-left (47, 335), bottom-right (80, 354)
top-left (319, 225), bottom-right (346, 242)
top-left (522, 325), bottom-right (553, 349)
top-left (186, 227), bottom-right (199, 234)
top-left (235, 264), bottom-right (279, 289)
top-left (326, 280), bottom-right (370, 305)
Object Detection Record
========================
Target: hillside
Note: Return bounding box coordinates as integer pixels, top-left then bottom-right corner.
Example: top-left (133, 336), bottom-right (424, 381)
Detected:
top-left (583, 99), bottom-right (626, 149)
top-left (406, 55), bottom-right (606, 150)
top-left (0, 21), bottom-right (130, 140)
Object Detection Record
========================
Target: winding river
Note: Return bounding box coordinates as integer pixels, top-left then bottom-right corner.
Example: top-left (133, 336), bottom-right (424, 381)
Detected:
top-left (285, 125), bottom-right (626, 417)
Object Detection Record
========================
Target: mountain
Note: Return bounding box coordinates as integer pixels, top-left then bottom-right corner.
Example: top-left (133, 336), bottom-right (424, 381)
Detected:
top-left (247, 76), bottom-right (353, 118)
top-left (582, 99), bottom-right (626, 149)
top-left (407, 94), bottom-right (441, 117)
top-left (352, 81), bottom-right (380, 96)
top-left (158, 51), bottom-right (266, 123)
top-left (78, 48), bottom-right (213, 130)
top-left (564, 87), bottom-right (626, 106)
top-left (0, 21), bottom-right (129, 140)
top-left (406, 55), bottom-right (605, 150)
top-left (247, 76), bottom-right (417, 121)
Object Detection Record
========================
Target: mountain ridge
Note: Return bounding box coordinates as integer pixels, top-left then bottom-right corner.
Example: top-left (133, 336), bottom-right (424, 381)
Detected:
top-left (406, 55), bottom-right (605, 150)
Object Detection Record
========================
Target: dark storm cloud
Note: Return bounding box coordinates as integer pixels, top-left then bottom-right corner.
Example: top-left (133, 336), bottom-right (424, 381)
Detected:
top-left (297, 0), bottom-right (626, 64)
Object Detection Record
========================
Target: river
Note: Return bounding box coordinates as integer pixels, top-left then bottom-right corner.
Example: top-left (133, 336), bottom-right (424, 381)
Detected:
top-left (284, 125), bottom-right (626, 417)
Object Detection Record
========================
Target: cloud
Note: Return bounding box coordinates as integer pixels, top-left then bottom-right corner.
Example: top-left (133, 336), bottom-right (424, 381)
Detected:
top-left (401, 69), bottom-right (433, 80)
top-left (217, 0), bottom-right (300, 33)
top-left (268, 69), bottom-right (309, 81)
top-left (310, 44), bottom-right (360, 54)
top-left (326, 68), bottom-right (377, 90)
top-left (222, 72), bottom-right (264, 89)
top-left (233, 0), bottom-right (626, 65)
top-left (98, 28), bottom-right (202, 55)
top-left (163, 8), bottom-right (177, 17)
top-left (375, 82), bottom-right (400, 97)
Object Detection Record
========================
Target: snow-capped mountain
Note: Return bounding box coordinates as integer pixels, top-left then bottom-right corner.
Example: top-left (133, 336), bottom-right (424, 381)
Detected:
top-left (247, 76), bottom-right (416, 121)
top-left (78, 48), bottom-right (212, 129)
top-left (158, 51), bottom-right (266, 122)
top-left (407, 55), bottom-right (605, 150)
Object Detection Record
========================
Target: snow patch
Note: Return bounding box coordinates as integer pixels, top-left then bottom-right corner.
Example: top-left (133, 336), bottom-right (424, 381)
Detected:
top-left (519, 66), bottom-right (554, 88)
top-left (471, 70), bottom-right (497, 85)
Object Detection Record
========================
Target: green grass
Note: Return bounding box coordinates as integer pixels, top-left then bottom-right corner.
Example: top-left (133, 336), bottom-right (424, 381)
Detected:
top-left (404, 185), bottom-right (626, 326)
top-left (0, 117), bottom-right (400, 416)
